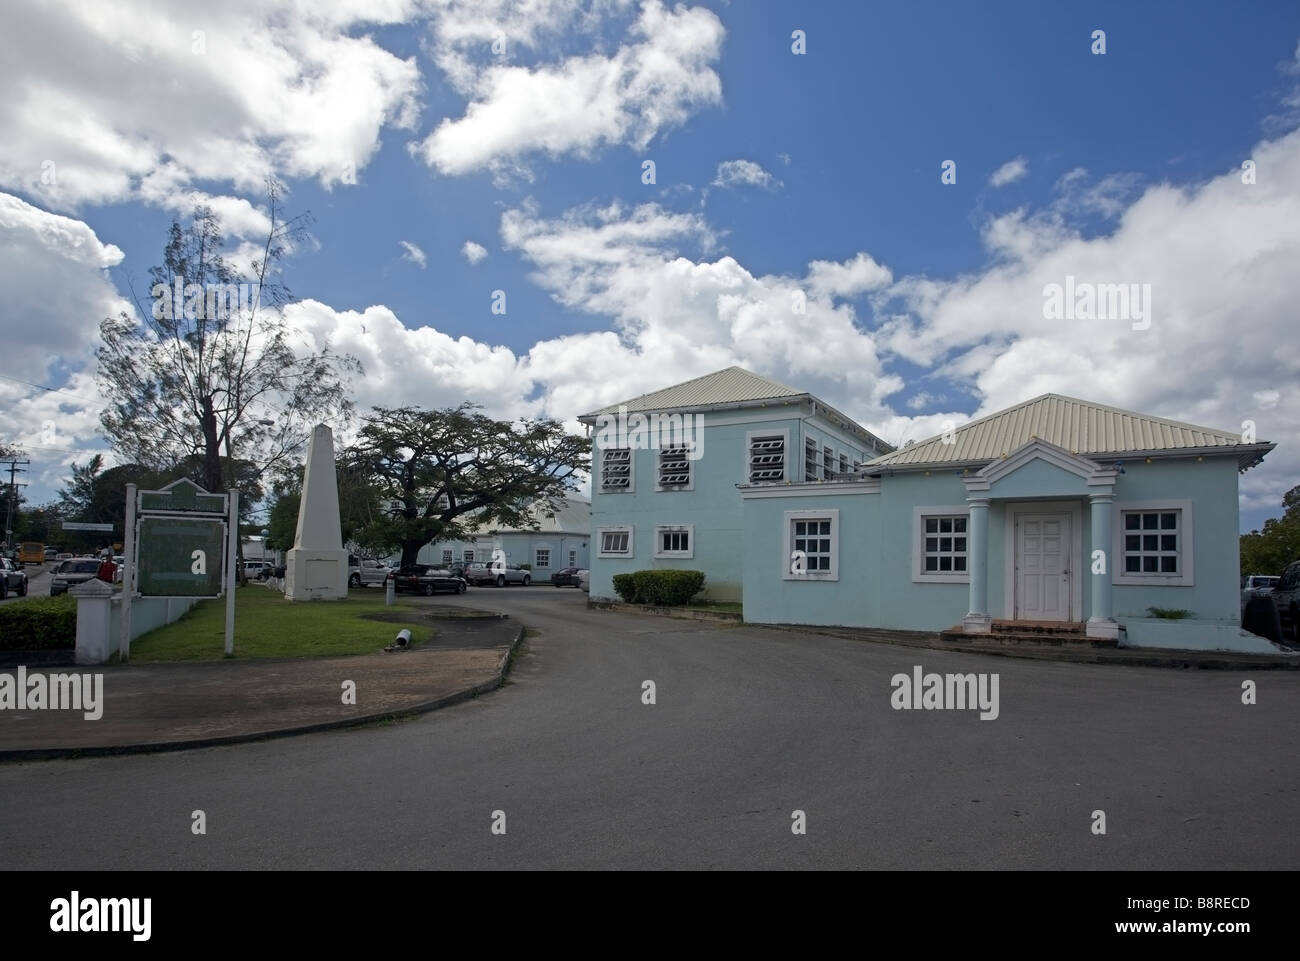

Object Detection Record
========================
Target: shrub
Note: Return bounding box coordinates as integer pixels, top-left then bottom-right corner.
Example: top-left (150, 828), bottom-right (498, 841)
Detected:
top-left (612, 570), bottom-right (706, 606)
top-left (0, 594), bottom-right (78, 650)
top-left (1147, 607), bottom-right (1194, 620)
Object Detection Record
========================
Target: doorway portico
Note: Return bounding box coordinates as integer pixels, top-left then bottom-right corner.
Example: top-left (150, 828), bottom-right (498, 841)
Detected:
top-left (959, 440), bottom-right (1119, 639)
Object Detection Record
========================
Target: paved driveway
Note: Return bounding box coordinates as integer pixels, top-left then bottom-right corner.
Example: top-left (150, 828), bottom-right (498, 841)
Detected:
top-left (2, 587), bottom-right (1297, 869)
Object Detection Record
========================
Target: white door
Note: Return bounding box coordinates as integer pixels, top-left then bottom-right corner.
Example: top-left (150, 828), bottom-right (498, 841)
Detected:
top-left (1016, 513), bottom-right (1071, 621)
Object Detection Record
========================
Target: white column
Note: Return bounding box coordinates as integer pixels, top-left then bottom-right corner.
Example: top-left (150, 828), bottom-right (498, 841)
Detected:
top-left (1087, 492), bottom-right (1120, 639)
top-left (963, 497), bottom-right (993, 633)
top-left (72, 578), bottom-right (116, 665)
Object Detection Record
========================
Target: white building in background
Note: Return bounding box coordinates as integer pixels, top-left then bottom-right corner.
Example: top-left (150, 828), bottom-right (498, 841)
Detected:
top-left (415, 495), bottom-right (591, 572)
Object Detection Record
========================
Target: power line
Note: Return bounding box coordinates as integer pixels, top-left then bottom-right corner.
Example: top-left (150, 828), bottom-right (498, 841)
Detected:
top-left (0, 372), bottom-right (104, 405)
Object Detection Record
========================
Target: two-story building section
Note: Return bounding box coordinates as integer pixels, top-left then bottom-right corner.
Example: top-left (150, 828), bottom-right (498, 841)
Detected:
top-left (577, 367), bottom-right (892, 602)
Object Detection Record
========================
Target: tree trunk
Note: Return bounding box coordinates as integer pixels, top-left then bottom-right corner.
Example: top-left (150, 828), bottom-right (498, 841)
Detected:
top-left (200, 397), bottom-right (223, 493)
top-left (399, 541), bottom-right (423, 569)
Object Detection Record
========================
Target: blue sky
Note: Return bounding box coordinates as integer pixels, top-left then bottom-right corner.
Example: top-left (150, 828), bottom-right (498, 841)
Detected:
top-left (2, 0), bottom-right (1299, 532)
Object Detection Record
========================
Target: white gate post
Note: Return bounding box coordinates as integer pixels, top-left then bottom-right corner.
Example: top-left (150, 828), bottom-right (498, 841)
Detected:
top-left (120, 483), bottom-right (137, 662)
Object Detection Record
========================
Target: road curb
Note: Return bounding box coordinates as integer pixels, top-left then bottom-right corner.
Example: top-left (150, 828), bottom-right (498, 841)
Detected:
top-left (0, 622), bottom-right (528, 763)
top-left (754, 622), bottom-right (1300, 670)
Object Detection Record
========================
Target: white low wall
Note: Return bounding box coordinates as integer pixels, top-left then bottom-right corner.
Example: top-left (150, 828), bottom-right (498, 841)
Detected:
top-left (1120, 617), bottom-right (1287, 654)
top-left (74, 583), bottom-right (197, 664)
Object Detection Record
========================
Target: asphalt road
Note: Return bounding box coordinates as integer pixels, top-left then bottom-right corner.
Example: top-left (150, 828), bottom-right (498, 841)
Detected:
top-left (2, 587), bottom-right (1298, 869)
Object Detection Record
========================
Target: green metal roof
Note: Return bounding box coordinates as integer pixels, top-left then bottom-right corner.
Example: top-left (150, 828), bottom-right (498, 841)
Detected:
top-left (867, 393), bottom-right (1274, 471)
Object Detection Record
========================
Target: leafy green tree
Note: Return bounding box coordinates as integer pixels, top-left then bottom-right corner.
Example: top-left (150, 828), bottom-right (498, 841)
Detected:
top-left (1240, 484), bottom-right (1300, 575)
top-left (347, 405), bottom-right (590, 568)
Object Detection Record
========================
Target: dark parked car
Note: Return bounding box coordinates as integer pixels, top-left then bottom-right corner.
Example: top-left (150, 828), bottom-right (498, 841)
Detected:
top-left (49, 558), bottom-right (103, 596)
top-left (390, 565), bottom-right (468, 596)
top-left (0, 557), bottom-right (29, 598)
top-left (1272, 560), bottom-right (1300, 642)
top-left (550, 567), bottom-right (584, 587)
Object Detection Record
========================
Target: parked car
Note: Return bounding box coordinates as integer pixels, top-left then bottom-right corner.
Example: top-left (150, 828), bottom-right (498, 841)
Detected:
top-left (1240, 574), bottom-right (1279, 615)
top-left (349, 557), bottom-right (393, 588)
top-left (49, 558), bottom-right (103, 596)
top-left (463, 562), bottom-right (531, 587)
top-left (55, 552), bottom-right (73, 562)
top-left (578, 569), bottom-right (590, 593)
top-left (44, 547), bottom-right (58, 562)
top-left (112, 555), bottom-right (125, 584)
top-left (550, 567), bottom-right (584, 587)
top-left (0, 557), bottom-right (29, 598)
top-left (389, 565), bottom-right (467, 596)
top-left (1272, 560), bottom-right (1300, 641)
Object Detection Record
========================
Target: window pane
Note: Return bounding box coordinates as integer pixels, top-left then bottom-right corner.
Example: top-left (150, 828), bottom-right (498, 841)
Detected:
top-left (953, 517), bottom-right (967, 533)
top-left (925, 518), bottom-right (937, 533)
top-left (1125, 534), bottom-right (1140, 551)
top-left (953, 556), bottom-right (967, 571)
top-left (1142, 513), bottom-right (1158, 530)
top-left (1143, 535), bottom-right (1158, 551)
top-left (1126, 556), bottom-right (1140, 572)
top-left (939, 537), bottom-right (951, 552)
top-left (939, 556), bottom-right (952, 571)
top-left (1160, 556), bottom-right (1178, 573)
top-left (819, 539), bottom-right (830, 553)
top-left (819, 521), bottom-right (830, 536)
top-left (925, 537), bottom-right (938, 551)
top-left (1125, 514), bottom-right (1140, 530)
top-left (1142, 556), bottom-right (1158, 573)
top-left (939, 518), bottom-right (952, 533)
top-left (954, 537), bottom-right (966, 552)
top-left (925, 557), bottom-right (938, 571)
top-left (1160, 534), bottom-right (1177, 551)
top-left (1160, 512), bottom-right (1177, 529)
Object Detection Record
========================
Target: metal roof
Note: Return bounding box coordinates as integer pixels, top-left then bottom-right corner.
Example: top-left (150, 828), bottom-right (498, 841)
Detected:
top-left (577, 366), bottom-right (893, 452)
top-left (866, 394), bottom-right (1274, 471)
top-left (579, 366), bottom-right (804, 417)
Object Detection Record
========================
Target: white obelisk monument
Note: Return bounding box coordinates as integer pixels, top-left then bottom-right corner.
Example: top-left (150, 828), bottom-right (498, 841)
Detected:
top-left (284, 424), bottom-right (349, 601)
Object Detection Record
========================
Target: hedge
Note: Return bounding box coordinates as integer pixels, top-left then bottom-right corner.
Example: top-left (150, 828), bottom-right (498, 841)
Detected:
top-left (0, 594), bottom-right (78, 650)
top-left (611, 570), bottom-right (706, 606)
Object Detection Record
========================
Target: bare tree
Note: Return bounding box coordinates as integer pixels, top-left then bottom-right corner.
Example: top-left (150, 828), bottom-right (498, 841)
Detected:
top-left (97, 180), bottom-right (361, 496)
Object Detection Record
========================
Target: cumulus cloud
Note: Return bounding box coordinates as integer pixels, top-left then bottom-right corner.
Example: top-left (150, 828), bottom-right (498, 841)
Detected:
top-left (0, 0), bottom-right (422, 227)
top-left (712, 159), bottom-right (780, 190)
top-left (806, 252), bottom-right (892, 298)
top-left (462, 240), bottom-right (488, 264)
top-left (415, 0), bottom-right (724, 177)
top-left (878, 126), bottom-right (1300, 512)
top-left (990, 156), bottom-right (1028, 187)
top-left (399, 240), bottom-right (428, 268)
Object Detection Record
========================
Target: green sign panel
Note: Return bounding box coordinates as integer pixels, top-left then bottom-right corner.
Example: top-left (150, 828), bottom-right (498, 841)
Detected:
top-left (136, 516), bottom-right (226, 597)
top-left (139, 478), bottom-right (227, 515)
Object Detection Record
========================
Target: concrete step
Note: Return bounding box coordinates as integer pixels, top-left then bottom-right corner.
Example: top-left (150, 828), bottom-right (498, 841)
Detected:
top-left (991, 619), bottom-right (1086, 635)
top-left (941, 627), bottom-right (1116, 649)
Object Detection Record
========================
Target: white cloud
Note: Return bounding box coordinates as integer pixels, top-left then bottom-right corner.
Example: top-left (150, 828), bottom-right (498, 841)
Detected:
top-left (879, 126), bottom-right (1300, 513)
top-left (806, 252), bottom-right (892, 298)
top-left (990, 156), bottom-right (1028, 187)
top-left (712, 159), bottom-right (780, 190)
top-left (415, 0), bottom-right (724, 177)
top-left (0, 0), bottom-right (422, 223)
top-left (462, 240), bottom-right (488, 264)
top-left (399, 240), bottom-right (428, 268)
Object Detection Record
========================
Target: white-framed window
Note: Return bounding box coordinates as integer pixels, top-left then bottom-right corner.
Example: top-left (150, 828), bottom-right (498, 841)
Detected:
top-left (823, 445), bottom-right (834, 477)
top-left (804, 438), bottom-right (818, 481)
top-left (463, 550), bottom-right (475, 563)
top-left (568, 550), bottom-right (577, 568)
top-left (441, 549), bottom-right (453, 566)
top-left (535, 548), bottom-right (551, 568)
top-left (747, 430), bottom-right (787, 483)
top-left (654, 525), bottom-right (694, 558)
top-left (839, 453), bottom-right (849, 476)
top-left (598, 526), bottom-right (633, 558)
top-left (782, 509), bottom-right (840, 581)
top-left (1112, 500), bottom-right (1194, 586)
top-left (912, 507), bottom-right (971, 584)
top-left (600, 447), bottom-right (634, 493)
top-left (656, 446), bottom-right (693, 491)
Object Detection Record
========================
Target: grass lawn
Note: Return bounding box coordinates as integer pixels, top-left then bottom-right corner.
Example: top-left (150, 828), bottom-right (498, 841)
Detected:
top-left (129, 586), bottom-right (423, 662)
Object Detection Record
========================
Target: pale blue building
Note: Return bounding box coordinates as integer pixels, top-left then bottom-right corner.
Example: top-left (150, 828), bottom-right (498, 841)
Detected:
top-left (578, 367), bottom-right (893, 602)
top-left (741, 394), bottom-right (1277, 652)
top-left (415, 496), bottom-right (591, 574)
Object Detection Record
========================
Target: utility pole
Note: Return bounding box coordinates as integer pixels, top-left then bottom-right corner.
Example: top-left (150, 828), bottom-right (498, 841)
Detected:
top-left (3, 458), bottom-right (29, 549)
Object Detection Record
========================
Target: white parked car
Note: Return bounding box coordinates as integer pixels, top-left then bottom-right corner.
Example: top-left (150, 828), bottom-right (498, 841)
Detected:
top-left (578, 569), bottom-right (590, 593)
top-left (1241, 574), bottom-right (1279, 615)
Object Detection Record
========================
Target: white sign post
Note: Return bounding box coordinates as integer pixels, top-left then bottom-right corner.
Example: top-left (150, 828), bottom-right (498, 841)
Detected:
top-left (224, 490), bottom-right (239, 656)
top-left (120, 483), bottom-right (137, 662)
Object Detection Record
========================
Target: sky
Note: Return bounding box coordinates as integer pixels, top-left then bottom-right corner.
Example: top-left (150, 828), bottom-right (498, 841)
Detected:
top-left (1, 0), bottom-right (1299, 533)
